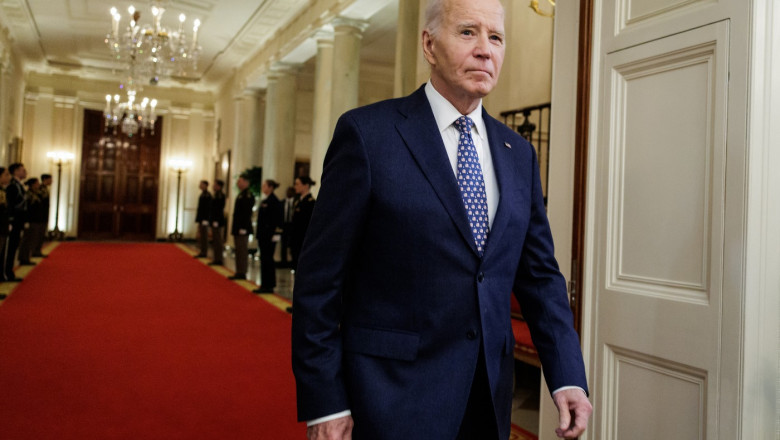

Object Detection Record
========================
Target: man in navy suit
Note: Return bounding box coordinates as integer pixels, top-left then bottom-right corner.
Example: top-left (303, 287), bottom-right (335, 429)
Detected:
top-left (291, 0), bottom-right (592, 438)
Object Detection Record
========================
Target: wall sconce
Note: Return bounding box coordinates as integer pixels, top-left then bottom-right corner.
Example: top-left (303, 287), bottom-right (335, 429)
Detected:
top-left (167, 158), bottom-right (192, 241)
top-left (46, 151), bottom-right (75, 240)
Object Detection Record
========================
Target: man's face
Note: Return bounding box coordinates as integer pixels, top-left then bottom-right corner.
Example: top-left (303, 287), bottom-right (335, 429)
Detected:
top-left (293, 179), bottom-right (304, 195)
top-left (15, 166), bottom-right (26, 180)
top-left (42, 177), bottom-right (53, 186)
top-left (237, 177), bottom-right (249, 191)
top-left (423, 0), bottom-right (505, 109)
top-left (212, 183), bottom-right (222, 192)
top-left (199, 182), bottom-right (208, 191)
top-left (0, 170), bottom-right (11, 186)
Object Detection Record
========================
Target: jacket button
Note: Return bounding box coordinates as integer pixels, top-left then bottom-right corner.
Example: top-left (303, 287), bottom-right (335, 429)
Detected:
top-left (477, 272), bottom-right (485, 283)
top-left (466, 330), bottom-right (478, 340)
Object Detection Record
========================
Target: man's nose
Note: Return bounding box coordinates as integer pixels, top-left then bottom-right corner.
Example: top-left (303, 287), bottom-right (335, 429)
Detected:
top-left (473, 33), bottom-right (492, 58)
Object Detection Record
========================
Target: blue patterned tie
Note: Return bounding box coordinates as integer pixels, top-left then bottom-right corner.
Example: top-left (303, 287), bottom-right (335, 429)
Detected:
top-left (454, 115), bottom-right (489, 256)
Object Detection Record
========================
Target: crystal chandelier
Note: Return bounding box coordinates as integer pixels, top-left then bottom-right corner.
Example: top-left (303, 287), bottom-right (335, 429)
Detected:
top-left (104, 90), bottom-right (158, 137)
top-left (105, 2), bottom-right (202, 84)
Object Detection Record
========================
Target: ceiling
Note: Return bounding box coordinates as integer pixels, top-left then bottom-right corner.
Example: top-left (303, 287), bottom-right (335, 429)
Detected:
top-left (0, 0), bottom-right (398, 93)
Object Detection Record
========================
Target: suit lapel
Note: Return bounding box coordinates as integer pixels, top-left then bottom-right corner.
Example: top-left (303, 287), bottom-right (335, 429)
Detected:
top-left (482, 111), bottom-right (514, 258)
top-left (395, 88), bottom-right (479, 256)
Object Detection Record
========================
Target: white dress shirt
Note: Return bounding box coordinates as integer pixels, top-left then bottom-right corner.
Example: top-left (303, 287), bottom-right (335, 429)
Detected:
top-left (424, 81), bottom-right (499, 227)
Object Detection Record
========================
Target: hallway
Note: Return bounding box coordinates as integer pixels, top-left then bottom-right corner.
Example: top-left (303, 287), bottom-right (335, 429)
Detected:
top-left (0, 242), bottom-right (300, 439)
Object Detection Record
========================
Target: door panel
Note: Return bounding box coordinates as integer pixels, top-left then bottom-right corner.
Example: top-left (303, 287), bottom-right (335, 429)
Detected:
top-left (590, 21), bottom-right (730, 439)
top-left (78, 109), bottom-right (161, 240)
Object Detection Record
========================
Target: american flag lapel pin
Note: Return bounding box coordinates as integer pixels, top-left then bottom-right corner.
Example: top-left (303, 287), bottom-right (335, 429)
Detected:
top-left (504, 141), bottom-right (512, 149)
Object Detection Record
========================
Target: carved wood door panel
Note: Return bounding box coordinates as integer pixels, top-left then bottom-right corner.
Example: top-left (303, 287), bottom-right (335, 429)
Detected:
top-left (78, 109), bottom-right (161, 240)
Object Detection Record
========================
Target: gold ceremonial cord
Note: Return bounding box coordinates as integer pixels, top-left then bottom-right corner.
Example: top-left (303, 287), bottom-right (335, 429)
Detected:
top-left (530, 0), bottom-right (555, 18)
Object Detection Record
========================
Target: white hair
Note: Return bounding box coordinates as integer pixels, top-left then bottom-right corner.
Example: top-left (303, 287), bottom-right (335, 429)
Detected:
top-left (424, 0), bottom-right (505, 37)
top-left (424, 0), bottom-right (446, 37)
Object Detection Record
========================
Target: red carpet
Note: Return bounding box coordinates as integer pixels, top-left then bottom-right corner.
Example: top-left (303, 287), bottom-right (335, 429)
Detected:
top-left (0, 242), bottom-right (303, 439)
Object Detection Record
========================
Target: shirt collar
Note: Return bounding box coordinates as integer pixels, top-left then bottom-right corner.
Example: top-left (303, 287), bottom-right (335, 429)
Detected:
top-left (424, 81), bottom-right (486, 140)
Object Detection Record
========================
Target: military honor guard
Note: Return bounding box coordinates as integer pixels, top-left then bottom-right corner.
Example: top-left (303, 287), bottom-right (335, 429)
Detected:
top-left (18, 177), bottom-right (44, 265)
top-left (32, 173), bottom-right (52, 258)
top-left (290, 176), bottom-right (315, 270)
top-left (194, 180), bottom-right (212, 258)
top-left (0, 167), bottom-right (11, 297)
top-left (279, 186), bottom-right (296, 267)
top-left (208, 180), bottom-right (227, 266)
top-left (229, 174), bottom-right (254, 280)
top-left (253, 179), bottom-right (282, 293)
top-left (5, 163), bottom-right (27, 281)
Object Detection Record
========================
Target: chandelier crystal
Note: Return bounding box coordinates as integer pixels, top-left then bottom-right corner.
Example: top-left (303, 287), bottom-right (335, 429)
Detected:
top-left (104, 91), bottom-right (158, 137)
top-left (105, 2), bottom-right (201, 84)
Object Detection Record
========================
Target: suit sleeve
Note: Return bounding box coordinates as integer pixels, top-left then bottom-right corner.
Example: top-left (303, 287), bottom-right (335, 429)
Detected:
top-left (512, 146), bottom-right (589, 396)
top-left (291, 113), bottom-right (371, 422)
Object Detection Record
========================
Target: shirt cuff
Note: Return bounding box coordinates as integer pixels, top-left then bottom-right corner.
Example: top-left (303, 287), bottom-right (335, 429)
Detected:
top-left (306, 410), bottom-right (352, 427)
top-left (551, 386), bottom-right (587, 396)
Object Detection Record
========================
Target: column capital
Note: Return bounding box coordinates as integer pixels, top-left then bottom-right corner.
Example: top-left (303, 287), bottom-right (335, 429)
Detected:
top-left (312, 26), bottom-right (335, 44)
top-left (331, 17), bottom-right (370, 35)
top-left (268, 61), bottom-right (302, 78)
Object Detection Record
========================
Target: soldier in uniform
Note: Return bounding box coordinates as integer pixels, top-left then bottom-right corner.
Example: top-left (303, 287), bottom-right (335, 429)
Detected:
top-left (208, 180), bottom-right (227, 266)
top-left (32, 174), bottom-right (52, 258)
top-left (290, 175), bottom-right (316, 270)
top-left (19, 178), bottom-right (44, 265)
top-left (0, 167), bottom-right (12, 297)
top-left (229, 174), bottom-right (255, 280)
top-left (279, 186), bottom-right (296, 267)
top-left (253, 179), bottom-right (282, 293)
top-left (194, 180), bottom-right (211, 258)
top-left (5, 163), bottom-right (27, 281)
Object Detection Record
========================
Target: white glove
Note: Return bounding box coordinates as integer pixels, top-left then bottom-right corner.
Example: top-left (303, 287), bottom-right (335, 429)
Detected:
top-left (212, 222), bottom-right (218, 228)
top-left (201, 220), bottom-right (209, 226)
top-left (239, 229), bottom-right (247, 235)
top-left (272, 234), bottom-right (281, 243)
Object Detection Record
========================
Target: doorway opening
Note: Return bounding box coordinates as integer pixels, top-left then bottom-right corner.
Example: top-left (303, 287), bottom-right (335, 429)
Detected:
top-left (77, 109), bottom-right (162, 241)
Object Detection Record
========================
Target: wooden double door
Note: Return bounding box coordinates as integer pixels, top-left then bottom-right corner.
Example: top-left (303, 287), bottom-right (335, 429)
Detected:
top-left (78, 109), bottom-right (162, 241)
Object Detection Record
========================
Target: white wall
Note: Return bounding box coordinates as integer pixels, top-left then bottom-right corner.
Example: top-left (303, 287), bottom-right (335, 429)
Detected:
top-left (22, 73), bottom-right (215, 239)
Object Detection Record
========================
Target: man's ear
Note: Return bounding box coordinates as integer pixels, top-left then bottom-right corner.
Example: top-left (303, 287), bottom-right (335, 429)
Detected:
top-left (422, 30), bottom-right (436, 66)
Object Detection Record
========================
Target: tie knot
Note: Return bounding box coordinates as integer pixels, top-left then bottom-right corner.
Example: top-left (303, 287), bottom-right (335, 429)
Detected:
top-left (454, 116), bottom-right (473, 133)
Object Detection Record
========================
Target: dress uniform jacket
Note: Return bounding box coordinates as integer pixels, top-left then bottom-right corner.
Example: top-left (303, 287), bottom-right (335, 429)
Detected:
top-left (5, 179), bottom-right (26, 226)
top-left (209, 190), bottom-right (226, 227)
top-left (195, 190), bottom-right (212, 224)
top-left (27, 189), bottom-right (47, 223)
top-left (40, 185), bottom-right (50, 222)
top-left (231, 189), bottom-right (255, 236)
top-left (257, 193), bottom-right (282, 240)
top-left (0, 189), bottom-right (9, 237)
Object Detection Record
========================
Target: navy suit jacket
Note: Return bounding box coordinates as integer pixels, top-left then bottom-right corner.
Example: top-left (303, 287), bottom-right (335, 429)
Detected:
top-left (291, 85), bottom-right (588, 440)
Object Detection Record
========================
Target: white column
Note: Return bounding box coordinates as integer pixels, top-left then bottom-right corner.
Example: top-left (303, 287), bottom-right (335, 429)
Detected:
top-left (394, 0), bottom-right (422, 97)
top-left (251, 91), bottom-right (266, 167)
top-left (309, 28), bottom-right (334, 195)
top-left (262, 62), bottom-right (300, 189)
top-left (329, 17), bottom-right (369, 130)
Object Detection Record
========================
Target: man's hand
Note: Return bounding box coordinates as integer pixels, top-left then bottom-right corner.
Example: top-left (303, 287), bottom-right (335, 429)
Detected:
top-left (307, 415), bottom-right (354, 440)
top-left (553, 388), bottom-right (592, 439)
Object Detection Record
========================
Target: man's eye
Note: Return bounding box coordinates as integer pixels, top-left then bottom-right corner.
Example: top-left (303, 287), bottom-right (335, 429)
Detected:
top-left (461, 30), bottom-right (473, 36)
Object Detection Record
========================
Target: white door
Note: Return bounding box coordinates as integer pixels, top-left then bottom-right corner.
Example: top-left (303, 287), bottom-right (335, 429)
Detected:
top-left (585, 0), bottom-right (749, 438)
